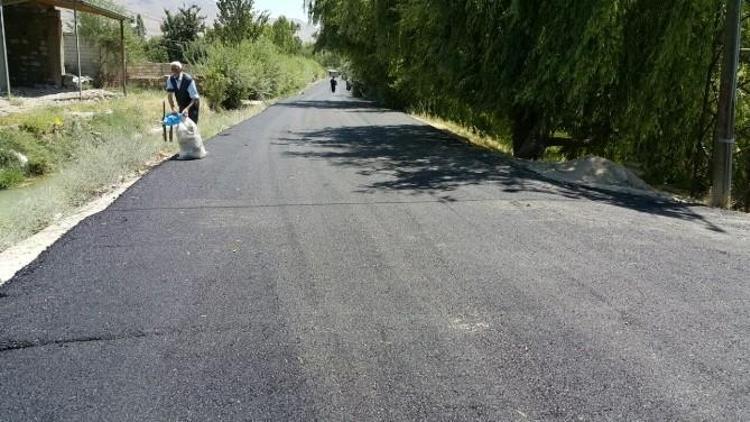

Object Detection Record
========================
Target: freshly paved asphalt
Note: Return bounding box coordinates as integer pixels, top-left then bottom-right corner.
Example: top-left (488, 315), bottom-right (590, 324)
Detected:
top-left (1, 82), bottom-right (749, 421)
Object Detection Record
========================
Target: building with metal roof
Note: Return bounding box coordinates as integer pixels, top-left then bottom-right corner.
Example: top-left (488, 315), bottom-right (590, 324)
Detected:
top-left (0, 0), bottom-right (131, 97)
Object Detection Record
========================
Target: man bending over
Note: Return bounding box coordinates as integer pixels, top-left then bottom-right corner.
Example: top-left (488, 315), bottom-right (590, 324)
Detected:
top-left (166, 61), bottom-right (201, 124)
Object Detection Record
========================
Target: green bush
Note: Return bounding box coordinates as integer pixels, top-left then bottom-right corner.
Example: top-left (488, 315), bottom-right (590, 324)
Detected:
top-left (0, 129), bottom-right (57, 179)
top-left (0, 102), bottom-right (149, 190)
top-left (19, 116), bottom-right (62, 136)
top-left (26, 158), bottom-right (52, 177)
top-left (196, 37), bottom-right (324, 110)
top-left (0, 149), bottom-right (20, 168)
top-left (0, 168), bottom-right (24, 189)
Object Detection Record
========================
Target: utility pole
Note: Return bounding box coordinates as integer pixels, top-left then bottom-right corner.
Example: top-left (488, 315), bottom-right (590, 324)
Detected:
top-left (74, 5), bottom-right (82, 101)
top-left (711, 0), bottom-right (743, 208)
top-left (120, 19), bottom-right (127, 96)
top-left (0, 3), bottom-right (11, 99)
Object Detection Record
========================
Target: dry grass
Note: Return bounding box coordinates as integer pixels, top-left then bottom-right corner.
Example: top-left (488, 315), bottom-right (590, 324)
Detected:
top-left (410, 112), bottom-right (513, 155)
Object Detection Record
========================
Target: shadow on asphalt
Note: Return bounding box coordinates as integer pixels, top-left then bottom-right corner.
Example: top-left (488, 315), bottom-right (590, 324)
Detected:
top-left (276, 120), bottom-right (725, 233)
top-left (278, 100), bottom-right (390, 113)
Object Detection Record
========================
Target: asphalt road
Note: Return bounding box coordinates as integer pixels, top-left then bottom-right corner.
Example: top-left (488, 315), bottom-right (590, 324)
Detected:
top-left (1, 82), bottom-right (749, 421)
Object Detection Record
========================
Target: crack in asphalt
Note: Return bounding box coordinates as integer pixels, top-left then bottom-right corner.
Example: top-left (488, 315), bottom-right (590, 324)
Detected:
top-left (0, 323), bottom-right (273, 353)
top-left (0, 331), bottom-right (153, 352)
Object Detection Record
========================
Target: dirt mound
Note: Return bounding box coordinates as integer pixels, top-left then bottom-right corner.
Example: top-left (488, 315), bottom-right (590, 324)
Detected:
top-left (528, 155), bottom-right (653, 192)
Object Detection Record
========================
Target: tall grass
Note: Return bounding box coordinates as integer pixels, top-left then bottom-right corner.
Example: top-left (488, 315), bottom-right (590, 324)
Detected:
top-left (0, 90), bottom-right (266, 251)
top-left (410, 112), bottom-right (513, 156)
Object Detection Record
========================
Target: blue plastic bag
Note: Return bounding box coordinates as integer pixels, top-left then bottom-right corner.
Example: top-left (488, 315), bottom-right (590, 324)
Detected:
top-left (163, 113), bottom-right (181, 127)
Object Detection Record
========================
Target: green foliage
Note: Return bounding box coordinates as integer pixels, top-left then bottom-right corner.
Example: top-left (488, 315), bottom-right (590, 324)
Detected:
top-left (307, 0), bottom-right (750, 208)
top-left (313, 49), bottom-right (345, 70)
top-left (161, 5), bottom-right (206, 62)
top-left (144, 36), bottom-right (170, 62)
top-left (299, 42), bottom-right (317, 59)
top-left (0, 168), bottom-right (24, 190)
top-left (134, 14), bottom-right (147, 40)
top-left (0, 149), bottom-right (18, 168)
top-left (214, 0), bottom-right (270, 45)
top-left (195, 37), bottom-right (324, 110)
top-left (73, 0), bottom-right (146, 85)
top-left (734, 54), bottom-right (750, 211)
top-left (0, 128), bottom-right (55, 183)
top-left (268, 16), bottom-right (303, 54)
top-left (0, 93), bottom-right (166, 190)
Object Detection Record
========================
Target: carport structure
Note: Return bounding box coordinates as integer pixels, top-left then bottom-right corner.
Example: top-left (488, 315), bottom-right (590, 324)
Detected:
top-left (0, 0), bottom-right (131, 98)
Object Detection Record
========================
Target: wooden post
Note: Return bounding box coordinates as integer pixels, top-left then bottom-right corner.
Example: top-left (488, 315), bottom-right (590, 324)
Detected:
top-left (0, 4), bottom-right (11, 99)
top-left (120, 19), bottom-right (127, 96)
top-left (74, 6), bottom-right (82, 100)
top-left (162, 101), bottom-right (167, 142)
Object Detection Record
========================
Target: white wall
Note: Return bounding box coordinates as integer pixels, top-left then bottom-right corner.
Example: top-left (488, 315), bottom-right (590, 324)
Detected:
top-left (62, 32), bottom-right (99, 76)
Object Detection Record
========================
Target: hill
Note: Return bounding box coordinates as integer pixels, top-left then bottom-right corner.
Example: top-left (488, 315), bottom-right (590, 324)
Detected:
top-left (118, 1), bottom-right (316, 42)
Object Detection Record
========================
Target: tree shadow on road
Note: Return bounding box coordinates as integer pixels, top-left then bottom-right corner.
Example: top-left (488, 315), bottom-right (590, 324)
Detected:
top-left (276, 123), bottom-right (726, 233)
top-left (277, 100), bottom-right (390, 113)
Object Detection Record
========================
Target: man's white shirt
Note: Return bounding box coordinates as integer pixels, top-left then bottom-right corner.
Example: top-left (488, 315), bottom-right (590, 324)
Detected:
top-left (166, 72), bottom-right (200, 100)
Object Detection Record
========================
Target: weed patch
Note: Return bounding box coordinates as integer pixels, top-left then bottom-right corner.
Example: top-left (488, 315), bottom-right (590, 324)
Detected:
top-left (0, 168), bottom-right (24, 189)
top-left (410, 112), bottom-right (513, 155)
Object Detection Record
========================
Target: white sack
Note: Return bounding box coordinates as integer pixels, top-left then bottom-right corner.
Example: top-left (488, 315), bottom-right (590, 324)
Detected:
top-left (175, 117), bottom-right (207, 160)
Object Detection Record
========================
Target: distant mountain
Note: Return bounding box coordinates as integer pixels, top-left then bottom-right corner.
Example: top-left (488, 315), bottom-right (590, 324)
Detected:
top-left (118, 0), bottom-right (217, 35)
top-left (117, 1), bottom-right (317, 42)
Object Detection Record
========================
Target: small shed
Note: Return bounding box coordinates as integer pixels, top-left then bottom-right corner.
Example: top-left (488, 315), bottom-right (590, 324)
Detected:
top-left (0, 0), bottom-right (131, 97)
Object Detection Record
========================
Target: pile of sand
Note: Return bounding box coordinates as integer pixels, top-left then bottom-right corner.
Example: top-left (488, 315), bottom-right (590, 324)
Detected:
top-left (527, 155), bottom-right (653, 192)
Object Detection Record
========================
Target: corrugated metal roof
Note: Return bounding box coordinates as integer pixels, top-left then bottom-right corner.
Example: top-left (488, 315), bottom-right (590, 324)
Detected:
top-left (2, 0), bottom-right (131, 21)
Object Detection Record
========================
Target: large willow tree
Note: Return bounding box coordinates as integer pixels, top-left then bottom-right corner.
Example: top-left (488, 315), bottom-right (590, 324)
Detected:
top-left (307, 0), bottom-right (750, 208)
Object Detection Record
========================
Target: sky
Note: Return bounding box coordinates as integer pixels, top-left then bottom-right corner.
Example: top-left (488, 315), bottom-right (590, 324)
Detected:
top-left (253, 0), bottom-right (309, 22)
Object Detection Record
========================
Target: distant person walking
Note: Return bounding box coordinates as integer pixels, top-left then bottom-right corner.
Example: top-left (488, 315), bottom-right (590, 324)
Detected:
top-left (166, 61), bottom-right (201, 124)
top-left (330, 77), bottom-right (338, 93)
